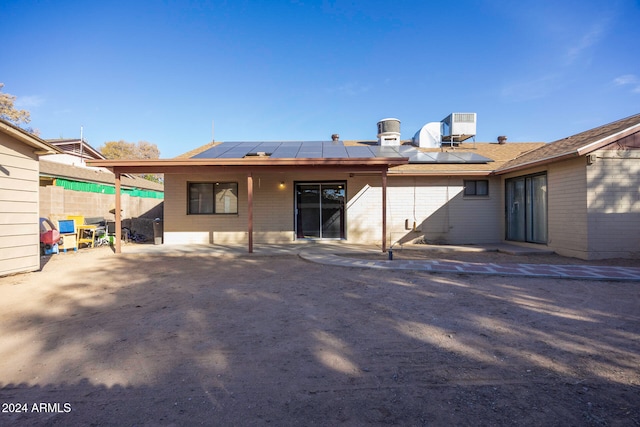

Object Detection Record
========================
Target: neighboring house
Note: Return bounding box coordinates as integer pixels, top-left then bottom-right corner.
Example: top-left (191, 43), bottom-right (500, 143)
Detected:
top-left (90, 113), bottom-right (640, 260)
top-left (43, 138), bottom-right (107, 168)
top-left (39, 138), bottom-right (164, 222)
top-left (0, 119), bottom-right (60, 276)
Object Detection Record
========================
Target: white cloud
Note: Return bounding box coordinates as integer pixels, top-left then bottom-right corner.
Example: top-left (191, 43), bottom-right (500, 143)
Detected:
top-left (500, 75), bottom-right (559, 102)
top-left (15, 95), bottom-right (45, 109)
top-left (613, 74), bottom-right (640, 94)
top-left (327, 82), bottom-right (371, 96)
top-left (566, 22), bottom-right (606, 63)
top-left (613, 74), bottom-right (637, 85)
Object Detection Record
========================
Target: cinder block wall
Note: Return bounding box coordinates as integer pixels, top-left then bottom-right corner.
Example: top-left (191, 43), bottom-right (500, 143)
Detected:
top-left (40, 185), bottom-right (163, 222)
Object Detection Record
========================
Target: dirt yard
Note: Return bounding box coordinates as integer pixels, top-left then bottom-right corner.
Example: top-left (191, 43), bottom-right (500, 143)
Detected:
top-left (0, 247), bottom-right (639, 426)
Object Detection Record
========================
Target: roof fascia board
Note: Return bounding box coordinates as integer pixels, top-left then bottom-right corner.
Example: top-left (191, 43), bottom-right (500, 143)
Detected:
top-left (388, 170), bottom-right (492, 176)
top-left (0, 120), bottom-right (61, 154)
top-left (90, 157), bottom-right (408, 166)
top-left (494, 122), bottom-right (640, 175)
top-left (491, 152), bottom-right (578, 176)
top-left (110, 164), bottom-right (392, 175)
top-left (575, 123), bottom-right (640, 155)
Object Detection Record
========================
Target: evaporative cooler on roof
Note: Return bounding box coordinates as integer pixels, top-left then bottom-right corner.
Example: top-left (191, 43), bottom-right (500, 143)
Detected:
top-left (441, 113), bottom-right (476, 144)
top-left (377, 118), bottom-right (401, 146)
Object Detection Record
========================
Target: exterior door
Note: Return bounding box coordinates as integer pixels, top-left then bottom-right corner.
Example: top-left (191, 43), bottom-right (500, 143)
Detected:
top-left (296, 182), bottom-right (345, 239)
top-left (505, 174), bottom-right (547, 243)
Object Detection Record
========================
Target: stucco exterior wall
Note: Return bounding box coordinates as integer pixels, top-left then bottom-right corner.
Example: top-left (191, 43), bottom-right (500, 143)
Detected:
top-left (0, 134), bottom-right (40, 276)
top-left (163, 172), bottom-right (503, 247)
top-left (586, 149), bottom-right (640, 259)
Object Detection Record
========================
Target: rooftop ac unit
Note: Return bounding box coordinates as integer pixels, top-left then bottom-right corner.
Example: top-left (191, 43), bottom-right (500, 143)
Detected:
top-left (442, 113), bottom-right (476, 144)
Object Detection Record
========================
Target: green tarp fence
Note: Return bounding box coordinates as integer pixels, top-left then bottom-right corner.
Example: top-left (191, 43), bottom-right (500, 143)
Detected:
top-left (55, 178), bottom-right (164, 199)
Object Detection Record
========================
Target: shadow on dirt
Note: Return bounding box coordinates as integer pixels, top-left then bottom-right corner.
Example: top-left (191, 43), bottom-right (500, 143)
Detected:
top-left (2, 253), bottom-right (639, 426)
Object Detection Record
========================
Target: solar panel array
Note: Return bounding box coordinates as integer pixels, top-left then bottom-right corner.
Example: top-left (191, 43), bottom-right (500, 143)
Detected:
top-left (192, 141), bottom-right (493, 164)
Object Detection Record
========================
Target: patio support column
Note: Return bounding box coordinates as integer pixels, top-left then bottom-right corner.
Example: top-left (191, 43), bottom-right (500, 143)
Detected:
top-left (381, 169), bottom-right (387, 253)
top-left (114, 170), bottom-right (122, 254)
top-left (247, 172), bottom-right (254, 253)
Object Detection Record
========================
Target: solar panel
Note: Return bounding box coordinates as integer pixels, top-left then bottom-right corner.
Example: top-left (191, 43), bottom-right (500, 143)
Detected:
top-left (270, 142), bottom-right (301, 158)
top-left (192, 142), bottom-right (243, 159)
top-left (191, 141), bottom-right (493, 164)
top-left (431, 152), bottom-right (493, 163)
top-left (322, 141), bottom-right (349, 158)
top-left (345, 146), bottom-right (375, 158)
top-left (370, 146), bottom-right (405, 158)
top-left (408, 151), bottom-right (439, 163)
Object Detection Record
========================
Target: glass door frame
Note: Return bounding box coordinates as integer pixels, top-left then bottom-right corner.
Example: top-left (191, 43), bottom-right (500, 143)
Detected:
top-left (294, 181), bottom-right (347, 240)
top-left (505, 173), bottom-right (548, 244)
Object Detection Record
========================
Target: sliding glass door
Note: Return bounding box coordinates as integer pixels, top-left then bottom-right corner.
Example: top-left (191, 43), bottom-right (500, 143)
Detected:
top-left (505, 174), bottom-right (547, 243)
top-left (296, 182), bottom-right (345, 239)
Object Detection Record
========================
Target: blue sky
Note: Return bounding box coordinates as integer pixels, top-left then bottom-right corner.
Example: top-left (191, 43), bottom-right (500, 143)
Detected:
top-left (2, 0), bottom-right (639, 158)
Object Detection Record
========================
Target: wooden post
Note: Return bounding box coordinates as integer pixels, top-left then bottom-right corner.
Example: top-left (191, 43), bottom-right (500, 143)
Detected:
top-left (247, 172), bottom-right (253, 253)
top-left (115, 170), bottom-right (122, 254)
top-left (382, 169), bottom-right (387, 253)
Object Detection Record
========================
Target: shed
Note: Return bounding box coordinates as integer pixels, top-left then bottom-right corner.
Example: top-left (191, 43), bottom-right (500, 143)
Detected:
top-left (0, 119), bottom-right (60, 276)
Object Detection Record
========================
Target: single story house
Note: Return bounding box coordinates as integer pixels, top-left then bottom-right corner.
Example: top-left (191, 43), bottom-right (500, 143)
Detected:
top-left (90, 113), bottom-right (640, 260)
top-left (0, 119), bottom-right (61, 276)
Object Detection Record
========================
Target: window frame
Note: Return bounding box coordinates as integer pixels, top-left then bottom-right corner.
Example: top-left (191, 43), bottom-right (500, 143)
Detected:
top-left (187, 181), bottom-right (239, 215)
top-left (463, 179), bottom-right (489, 197)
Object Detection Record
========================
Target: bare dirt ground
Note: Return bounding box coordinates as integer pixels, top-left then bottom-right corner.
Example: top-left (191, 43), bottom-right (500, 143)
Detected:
top-left (351, 246), bottom-right (640, 267)
top-left (0, 246), bottom-right (639, 426)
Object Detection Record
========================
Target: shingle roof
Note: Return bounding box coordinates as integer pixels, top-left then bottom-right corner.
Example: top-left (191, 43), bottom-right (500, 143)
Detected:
top-left (495, 113), bottom-right (640, 174)
top-left (40, 160), bottom-right (164, 191)
top-left (0, 118), bottom-right (62, 154)
top-left (46, 138), bottom-right (106, 160)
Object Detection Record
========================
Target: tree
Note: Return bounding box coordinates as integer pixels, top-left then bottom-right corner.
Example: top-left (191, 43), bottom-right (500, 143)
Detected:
top-left (136, 140), bottom-right (160, 159)
top-left (100, 140), bottom-right (162, 183)
top-left (100, 140), bottom-right (138, 159)
top-left (0, 83), bottom-right (31, 126)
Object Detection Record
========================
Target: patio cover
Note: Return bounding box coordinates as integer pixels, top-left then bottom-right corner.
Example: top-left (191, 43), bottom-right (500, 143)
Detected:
top-left (88, 152), bottom-right (409, 254)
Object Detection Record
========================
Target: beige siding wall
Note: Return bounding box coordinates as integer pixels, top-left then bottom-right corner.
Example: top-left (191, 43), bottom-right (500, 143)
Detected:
top-left (502, 160), bottom-right (589, 259)
top-left (164, 172), bottom-right (503, 247)
top-left (501, 153), bottom-right (640, 260)
top-left (586, 150), bottom-right (640, 259)
top-left (547, 159), bottom-right (589, 258)
top-left (0, 135), bottom-right (40, 275)
top-left (347, 176), bottom-right (502, 246)
top-left (165, 172), bottom-right (310, 244)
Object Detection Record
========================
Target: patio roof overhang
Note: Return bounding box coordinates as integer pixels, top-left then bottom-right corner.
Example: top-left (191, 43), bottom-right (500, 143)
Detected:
top-left (88, 156), bottom-right (409, 174)
top-left (88, 156), bottom-right (409, 255)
